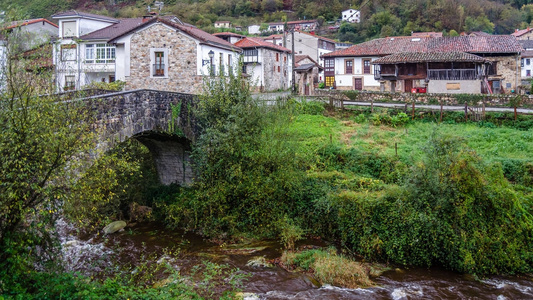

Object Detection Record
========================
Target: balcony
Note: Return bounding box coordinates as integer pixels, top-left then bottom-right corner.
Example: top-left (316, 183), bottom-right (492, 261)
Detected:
top-left (427, 69), bottom-right (478, 80)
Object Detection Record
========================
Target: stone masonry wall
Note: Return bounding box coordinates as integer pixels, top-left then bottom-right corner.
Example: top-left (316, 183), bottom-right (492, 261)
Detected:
top-left (314, 89), bottom-right (533, 107)
top-left (126, 23), bottom-right (203, 94)
top-left (81, 89), bottom-right (197, 185)
top-left (487, 55), bottom-right (521, 92)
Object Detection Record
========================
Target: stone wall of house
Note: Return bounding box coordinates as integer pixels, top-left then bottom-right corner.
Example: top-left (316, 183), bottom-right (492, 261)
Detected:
top-left (487, 55), bottom-right (521, 92)
top-left (262, 48), bottom-right (289, 91)
top-left (314, 89), bottom-right (533, 107)
top-left (516, 31), bottom-right (533, 40)
top-left (126, 23), bottom-right (203, 94)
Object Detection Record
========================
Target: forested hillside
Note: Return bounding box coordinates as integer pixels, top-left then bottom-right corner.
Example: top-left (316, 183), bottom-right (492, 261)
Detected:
top-left (1, 0), bottom-right (533, 43)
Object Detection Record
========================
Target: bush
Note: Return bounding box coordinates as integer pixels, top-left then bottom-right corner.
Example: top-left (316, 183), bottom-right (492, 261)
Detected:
top-left (329, 133), bottom-right (533, 274)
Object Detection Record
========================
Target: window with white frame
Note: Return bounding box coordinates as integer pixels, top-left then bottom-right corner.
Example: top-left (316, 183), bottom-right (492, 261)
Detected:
top-left (150, 48), bottom-right (168, 78)
top-left (61, 44), bottom-right (77, 61)
top-left (85, 44), bottom-right (115, 64)
top-left (64, 75), bottom-right (75, 90)
top-left (62, 21), bottom-right (76, 38)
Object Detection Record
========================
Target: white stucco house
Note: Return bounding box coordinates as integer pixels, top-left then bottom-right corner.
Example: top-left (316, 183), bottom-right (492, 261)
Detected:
top-left (248, 25), bottom-right (261, 35)
top-left (52, 11), bottom-right (122, 91)
top-left (342, 9), bottom-right (361, 23)
top-left (234, 37), bottom-right (292, 92)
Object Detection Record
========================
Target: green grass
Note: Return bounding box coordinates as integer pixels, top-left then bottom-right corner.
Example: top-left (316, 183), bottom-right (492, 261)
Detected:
top-left (288, 117), bottom-right (533, 164)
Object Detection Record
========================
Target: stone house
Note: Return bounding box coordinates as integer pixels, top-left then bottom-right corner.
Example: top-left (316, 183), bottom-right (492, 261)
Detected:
top-left (109, 17), bottom-right (242, 94)
top-left (512, 28), bottom-right (533, 40)
top-left (322, 35), bottom-right (522, 94)
top-left (234, 37), bottom-right (292, 92)
top-left (248, 25), bottom-right (261, 35)
top-left (294, 55), bottom-right (322, 95)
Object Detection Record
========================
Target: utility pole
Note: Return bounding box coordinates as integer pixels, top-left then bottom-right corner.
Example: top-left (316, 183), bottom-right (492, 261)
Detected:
top-left (291, 28), bottom-right (296, 94)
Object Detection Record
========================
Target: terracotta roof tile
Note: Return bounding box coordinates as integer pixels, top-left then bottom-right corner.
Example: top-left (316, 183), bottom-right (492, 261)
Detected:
top-left (234, 37), bottom-right (291, 53)
top-left (371, 52), bottom-right (490, 64)
top-left (5, 18), bottom-right (58, 30)
top-left (512, 28), bottom-right (533, 37)
top-left (323, 35), bottom-right (521, 58)
top-left (108, 17), bottom-right (241, 52)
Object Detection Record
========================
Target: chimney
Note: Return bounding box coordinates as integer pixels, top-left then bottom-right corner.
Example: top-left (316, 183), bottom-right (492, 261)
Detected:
top-left (142, 15), bottom-right (153, 23)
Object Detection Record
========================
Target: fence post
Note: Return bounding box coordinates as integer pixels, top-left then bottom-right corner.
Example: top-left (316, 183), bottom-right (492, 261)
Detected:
top-left (482, 100), bottom-right (486, 120)
top-left (440, 102), bottom-right (443, 123)
top-left (465, 102), bottom-right (468, 121)
top-left (412, 101), bottom-right (415, 120)
top-left (371, 99), bottom-right (374, 113)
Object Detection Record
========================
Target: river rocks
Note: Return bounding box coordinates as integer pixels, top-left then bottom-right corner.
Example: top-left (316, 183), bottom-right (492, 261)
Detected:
top-left (246, 256), bottom-right (273, 268)
top-left (103, 220), bottom-right (127, 234)
top-left (129, 202), bottom-right (153, 222)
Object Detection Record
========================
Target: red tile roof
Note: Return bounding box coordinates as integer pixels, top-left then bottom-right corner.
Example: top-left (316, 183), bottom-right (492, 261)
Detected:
top-left (5, 18), bottom-right (58, 30)
top-left (512, 28), bottom-right (533, 37)
top-left (371, 52), bottom-right (491, 64)
top-left (323, 35), bottom-right (521, 58)
top-left (234, 37), bottom-right (291, 53)
top-left (108, 17), bottom-right (241, 52)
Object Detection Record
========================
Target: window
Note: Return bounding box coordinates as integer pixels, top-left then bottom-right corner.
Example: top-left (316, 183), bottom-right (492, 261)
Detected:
top-left (284, 55), bottom-right (287, 62)
top-left (154, 52), bottom-right (164, 76)
top-left (243, 49), bottom-right (258, 63)
top-left (528, 70), bottom-right (531, 77)
top-left (278, 66), bottom-right (280, 72)
top-left (363, 59), bottom-right (371, 74)
top-left (522, 59), bottom-right (524, 67)
top-left (64, 75), bottom-right (75, 91)
top-left (85, 44), bottom-right (115, 64)
top-left (276, 53), bottom-right (279, 61)
top-left (219, 53), bottom-right (224, 75)
top-left (527, 59), bottom-right (531, 66)
top-left (109, 75), bottom-right (115, 82)
top-left (62, 21), bottom-right (76, 38)
top-left (345, 60), bottom-right (353, 74)
top-left (61, 44), bottom-right (76, 61)
top-left (325, 76), bottom-right (335, 87)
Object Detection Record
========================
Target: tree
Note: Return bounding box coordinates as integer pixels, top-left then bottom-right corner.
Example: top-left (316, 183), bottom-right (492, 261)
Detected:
top-left (0, 18), bottom-right (93, 271)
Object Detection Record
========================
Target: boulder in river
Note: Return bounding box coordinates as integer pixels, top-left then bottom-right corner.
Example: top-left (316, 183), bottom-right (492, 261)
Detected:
top-left (103, 221), bottom-right (127, 234)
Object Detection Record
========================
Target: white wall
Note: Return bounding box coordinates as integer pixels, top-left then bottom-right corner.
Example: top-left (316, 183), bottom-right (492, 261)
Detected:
top-left (428, 80), bottom-right (482, 94)
top-left (333, 56), bottom-right (380, 89)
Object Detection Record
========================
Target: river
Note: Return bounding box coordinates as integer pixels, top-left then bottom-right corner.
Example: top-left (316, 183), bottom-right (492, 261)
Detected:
top-left (57, 220), bottom-right (533, 299)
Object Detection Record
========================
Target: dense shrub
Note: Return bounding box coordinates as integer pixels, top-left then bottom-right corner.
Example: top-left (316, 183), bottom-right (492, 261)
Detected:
top-left (328, 133), bottom-right (533, 274)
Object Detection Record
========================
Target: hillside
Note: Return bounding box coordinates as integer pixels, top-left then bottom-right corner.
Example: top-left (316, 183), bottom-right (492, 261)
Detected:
top-left (1, 0), bottom-right (533, 43)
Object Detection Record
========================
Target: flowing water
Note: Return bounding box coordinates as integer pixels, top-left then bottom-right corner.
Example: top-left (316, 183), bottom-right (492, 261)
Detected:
top-left (58, 221), bottom-right (533, 299)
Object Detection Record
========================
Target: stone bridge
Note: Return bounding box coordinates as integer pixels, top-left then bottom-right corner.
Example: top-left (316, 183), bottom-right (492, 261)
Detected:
top-left (80, 89), bottom-right (198, 186)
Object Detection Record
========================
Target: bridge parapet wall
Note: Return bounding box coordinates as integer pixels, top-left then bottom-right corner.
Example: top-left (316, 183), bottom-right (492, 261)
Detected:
top-left (82, 89), bottom-right (197, 153)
